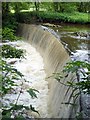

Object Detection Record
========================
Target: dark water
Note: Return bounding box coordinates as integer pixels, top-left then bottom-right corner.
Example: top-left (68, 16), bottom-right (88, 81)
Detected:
top-left (44, 23), bottom-right (90, 62)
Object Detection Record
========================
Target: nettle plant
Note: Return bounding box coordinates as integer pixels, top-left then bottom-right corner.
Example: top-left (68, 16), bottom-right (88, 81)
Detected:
top-left (1, 44), bottom-right (39, 119)
top-left (2, 27), bottom-right (22, 42)
top-left (2, 45), bottom-right (25, 59)
top-left (2, 27), bottom-right (18, 42)
top-left (1, 60), bottom-right (39, 119)
top-left (49, 60), bottom-right (90, 119)
top-left (50, 61), bottom-right (90, 100)
top-left (63, 61), bottom-right (90, 95)
top-left (1, 11), bottom-right (40, 119)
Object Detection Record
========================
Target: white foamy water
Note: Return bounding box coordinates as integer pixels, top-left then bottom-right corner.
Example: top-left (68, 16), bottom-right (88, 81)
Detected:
top-left (3, 41), bottom-right (49, 118)
top-left (71, 50), bottom-right (90, 62)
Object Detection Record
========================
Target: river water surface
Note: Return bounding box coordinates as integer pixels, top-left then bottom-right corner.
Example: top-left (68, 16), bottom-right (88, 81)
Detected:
top-left (45, 23), bottom-right (90, 62)
top-left (2, 23), bottom-right (90, 118)
top-left (43, 23), bottom-right (90, 118)
top-left (3, 41), bottom-right (49, 118)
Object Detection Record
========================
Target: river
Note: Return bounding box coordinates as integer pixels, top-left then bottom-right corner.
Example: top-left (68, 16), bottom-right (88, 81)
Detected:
top-left (3, 41), bottom-right (49, 118)
top-left (2, 23), bottom-right (90, 119)
top-left (43, 23), bottom-right (90, 62)
top-left (42, 23), bottom-right (90, 118)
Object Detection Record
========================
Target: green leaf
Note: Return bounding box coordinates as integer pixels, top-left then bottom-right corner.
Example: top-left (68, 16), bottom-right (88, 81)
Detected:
top-left (27, 88), bottom-right (39, 98)
top-left (1, 60), bottom-right (25, 95)
top-left (30, 105), bottom-right (40, 115)
top-left (2, 45), bottom-right (25, 58)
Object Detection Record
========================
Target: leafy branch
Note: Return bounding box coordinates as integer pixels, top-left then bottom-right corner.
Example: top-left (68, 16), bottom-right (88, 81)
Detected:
top-left (1, 60), bottom-right (40, 119)
top-left (49, 61), bottom-right (90, 104)
top-left (2, 45), bottom-right (25, 59)
top-left (1, 41), bottom-right (39, 119)
top-left (27, 88), bottom-right (39, 99)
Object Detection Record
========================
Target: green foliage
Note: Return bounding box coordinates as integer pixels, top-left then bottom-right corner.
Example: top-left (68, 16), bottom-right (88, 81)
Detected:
top-left (2, 13), bottom-right (18, 30)
top-left (63, 61), bottom-right (90, 74)
top-left (77, 2), bottom-right (90, 13)
top-left (2, 104), bottom-right (39, 119)
top-left (11, 2), bottom-right (30, 13)
top-left (76, 80), bottom-right (90, 94)
top-left (2, 2), bottom-right (89, 24)
top-left (63, 61), bottom-right (90, 94)
top-left (60, 3), bottom-right (77, 13)
top-left (1, 60), bottom-right (39, 119)
top-left (64, 61), bottom-right (84, 72)
top-left (27, 88), bottom-right (39, 98)
top-left (2, 45), bottom-right (25, 58)
top-left (34, 2), bottom-right (40, 11)
top-left (0, 29), bottom-right (2, 39)
top-left (18, 11), bottom-right (90, 24)
top-left (2, 2), bottom-right (88, 24)
top-left (1, 42), bottom-right (39, 119)
top-left (53, 2), bottom-right (77, 13)
top-left (30, 105), bottom-right (40, 115)
top-left (2, 27), bottom-right (19, 42)
top-left (2, 3), bottom-right (39, 119)
top-left (47, 73), bottom-right (63, 83)
top-left (49, 60), bottom-right (90, 120)
top-left (53, 61), bottom-right (90, 95)
top-left (2, 5), bottom-right (19, 42)
top-left (40, 2), bottom-right (53, 11)
top-left (2, 2), bottom-right (10, 17)
top-left (1, 60), bottom-right (24, 95)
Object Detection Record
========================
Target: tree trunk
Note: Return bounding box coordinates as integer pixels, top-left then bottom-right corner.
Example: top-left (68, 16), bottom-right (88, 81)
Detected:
top-left (34, 2), bottom-right (39, 11)
top-left (2, 2), bottom-right (9, 17)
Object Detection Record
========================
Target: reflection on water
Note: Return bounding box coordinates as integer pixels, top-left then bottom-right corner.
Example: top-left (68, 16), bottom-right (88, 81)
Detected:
top-left (45, 23), bottom-right (90, 62)
top-left (61, 36), bottom-right (90, 51)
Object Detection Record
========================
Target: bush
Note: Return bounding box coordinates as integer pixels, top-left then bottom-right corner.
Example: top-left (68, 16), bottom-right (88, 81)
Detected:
top-left (2, 44), bottom-right (25, 58)
top-left (53, 61), bottom-right (90, 95)
top-left (17, 11), bottom-right (90, 24)
top-left (2, 13), bottom-right (18, 31)
top-left (1, 59), bottom-right (39, 119)
top-left (2, 27), bottom-right (20, 42)
top-left (1, 59), bottom-right (24, 95)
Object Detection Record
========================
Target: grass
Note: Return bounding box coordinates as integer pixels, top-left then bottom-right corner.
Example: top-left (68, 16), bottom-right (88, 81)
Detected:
top-left (17, 11), bottom-right (90, 24)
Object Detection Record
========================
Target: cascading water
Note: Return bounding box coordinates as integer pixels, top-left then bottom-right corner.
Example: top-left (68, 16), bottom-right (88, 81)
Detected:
top-left (44, 23), bottom-right (90, 119)
top-left (3, 23), bottom-right (88, 119)
top-left (3, 41), bottom-right (49, 118)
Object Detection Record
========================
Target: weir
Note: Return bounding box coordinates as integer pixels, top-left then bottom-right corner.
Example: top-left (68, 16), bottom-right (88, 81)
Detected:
top-left (17, 24), bottom-right (79, 118)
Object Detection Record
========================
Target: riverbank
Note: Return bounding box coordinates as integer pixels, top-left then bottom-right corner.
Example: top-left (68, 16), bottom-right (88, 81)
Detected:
top-left (17, 11), bottom-right (90, 24)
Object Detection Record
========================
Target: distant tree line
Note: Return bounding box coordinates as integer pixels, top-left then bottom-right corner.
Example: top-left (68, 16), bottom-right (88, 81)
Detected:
top-left (2, 2), bottom-right (90, 16)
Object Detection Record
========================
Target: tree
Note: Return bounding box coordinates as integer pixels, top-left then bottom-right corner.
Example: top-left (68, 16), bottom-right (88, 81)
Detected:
top-left (34, 2), bottom-right (40, 11)
top-left (53, 2), bottom-right (59, 12)
top-left (77, 2), bottom-right (90, 13)
top-left (53, 2), bottom-right (77, 13)
top-left (11, 2), bottom-right (30, 14)
top-left (2, 2), bottom-right (10, 18)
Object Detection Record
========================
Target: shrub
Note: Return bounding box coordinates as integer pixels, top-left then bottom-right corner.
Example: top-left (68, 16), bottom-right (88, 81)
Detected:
top-left (1, 60), bottom-right (39, 119)
top-left (2, 13), bottom-right (18, 31)
top-left (2, 27), bottom-right (20, 42)
top-left (2, 44), bottom-right (25, 58)
top-left (17, 11), bottom-right (90, 24)
top-left (1, 59), bottom-right (24, 95)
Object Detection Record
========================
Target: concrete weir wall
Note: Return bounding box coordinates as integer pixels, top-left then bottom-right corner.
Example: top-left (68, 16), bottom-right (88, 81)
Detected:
top-left (17, 24), bottom-right (79, 118)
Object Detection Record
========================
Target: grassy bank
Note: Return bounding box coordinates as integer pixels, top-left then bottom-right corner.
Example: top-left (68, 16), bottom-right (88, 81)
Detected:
top-left (17, 11), bottom-right (90, 24)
